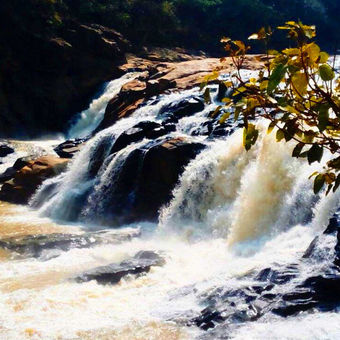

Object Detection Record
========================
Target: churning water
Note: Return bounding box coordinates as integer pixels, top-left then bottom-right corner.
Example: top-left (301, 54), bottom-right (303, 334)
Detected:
top-left (1, 68), bottom-right (340, 339)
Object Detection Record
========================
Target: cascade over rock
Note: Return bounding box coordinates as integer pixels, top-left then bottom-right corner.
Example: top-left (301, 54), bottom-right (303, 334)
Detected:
top-left (84, 136), bottom-right (205, 225)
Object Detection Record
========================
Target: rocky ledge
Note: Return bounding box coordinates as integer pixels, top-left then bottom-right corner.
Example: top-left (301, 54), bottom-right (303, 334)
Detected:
top-left (0, 155), bottom-right (69, 204)
top-left (96, 53), bottom-right (262, 131)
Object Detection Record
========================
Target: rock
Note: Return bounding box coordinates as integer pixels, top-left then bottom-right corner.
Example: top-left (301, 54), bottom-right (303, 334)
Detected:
top-left (0, 229), bottom-right (140, 259)
top-left (0, 143), bottom-right (14, 157)
top-left (0, 15), bottom-right (129, 138)
top-left (98, 55), bottom-right (263, 132)
top-left (54, 139), bottom-right (85, 158)
top-left (0, 155), bottom-right (69, 204)
top-left (95, 80), bottom-right (148, 131)
top-left (159, 96), bottom-right (204, 119)
top-left (88, 136), bottom-right (205, 225)
top-left (75, 250), bottom-right (165, 284)
top-left (110, 121), bottom-right (163, 154)
top-left (115, 137), bottom-right (205, 223)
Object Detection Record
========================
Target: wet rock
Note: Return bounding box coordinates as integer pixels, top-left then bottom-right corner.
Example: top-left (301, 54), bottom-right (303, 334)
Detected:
top-left (110, 121), bottom-right (163, 154)
top-left (0, 143), bottom-right (14, 157)
top-left (75, 250), bottom-right (165, 284)
top-left (89, 136), bottom-right (205, 225)
top-left (0, 229), bottom-right (140, 259)
top-left (159, 96), bottom-right (204, 119)
top-left (210, 123), bottom-right (233, 137)
top-left (96, 80), bottom-right (149, 131)
top-left (0, 155), bottom-right (69, 204)
top-left (0, 166), bottom-right (17, 183)
top-left (54, 139), bottom-right (85, 158)
top-left (194, 308), bottom-right (225, 330)
top-left (117, 137), bottom-right (205, 223)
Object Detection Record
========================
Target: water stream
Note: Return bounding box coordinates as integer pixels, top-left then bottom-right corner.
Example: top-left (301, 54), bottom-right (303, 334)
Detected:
top-left (1, 69), bottom-right (340, 339)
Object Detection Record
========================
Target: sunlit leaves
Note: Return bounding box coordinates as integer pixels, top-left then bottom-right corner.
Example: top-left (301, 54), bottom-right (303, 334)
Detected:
top-left (267, 63), bottom-right (287, 94)
top-left (291, 72), bottom-right (308, 96)
top-left (248, 27), bottom-right (271, 40)
top-left (314, 174), bottom-right (325, 194)
top-left (319, 64), bottom-right (335, 81)
top-left (243, 124), bottom-right (259, 151)
top-left (203, 21), bottom-right (340, 193)
top-left (203, 88), bottom-right (211, 104)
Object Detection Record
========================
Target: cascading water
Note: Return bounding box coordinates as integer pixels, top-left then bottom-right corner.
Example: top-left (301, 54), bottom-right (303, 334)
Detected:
top-left (160, 124), bottom-right (324, 248)
top-left (31, 88), bottom-right (204, 224)
top-left (3, 68), bottom-right (340, 339)
top-left (67, 72), bottom-right (142, 139)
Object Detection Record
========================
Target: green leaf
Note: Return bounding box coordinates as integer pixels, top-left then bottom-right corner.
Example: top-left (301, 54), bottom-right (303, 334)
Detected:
top-left (319, 52), bottom-right (329, 63)
top-left (307, 144), bottom-right (323, 164)
top-left (267, 121), bottom-right (276, 134)
top-left (204, 88), bottom-right (211, 104)
top-left (314, 174), bottom-right (325, 194)
top-left (268, 63), bottom-right (287, 94)
top-left (243, 123), bottom-right (259, 151)
top-left (292, 142), bottom-right (304, 157)
top-left (234, 107), bottom-right (241, 122)
top-left (209, 105), bottom-right (222, 118)
top-left (317, 105), bottom-right (329, 132)
top-left (219, 112), bottom-right (231, 124)
top-left (319, 64), bottom-right (335, 81)
top-left (276, 129), bottom-right (285, 142)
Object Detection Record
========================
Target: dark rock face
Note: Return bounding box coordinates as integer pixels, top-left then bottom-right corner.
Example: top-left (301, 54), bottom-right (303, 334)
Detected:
top-left (0, 17), bottom-right (129, 138)
top-left (159, 96), bottom-right (204, 119)
top-left (54, 139), bottom-right (85, 158)
top-left (110, 121), bottom-right (162, 154)
top-left (0, 143), bottom-right (14, 158)
top-left (95, 136), bottom-right (205, 225)
top-left (0, 155), bottom-right (69, 204)
top-left (75, 250), bottom-right (165, 284)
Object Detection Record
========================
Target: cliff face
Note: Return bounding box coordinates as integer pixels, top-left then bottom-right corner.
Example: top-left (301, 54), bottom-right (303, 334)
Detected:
top-left (0, 2), bottom-right (130, 138)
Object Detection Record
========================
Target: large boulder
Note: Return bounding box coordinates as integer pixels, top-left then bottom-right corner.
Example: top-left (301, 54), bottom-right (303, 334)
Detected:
top-left (0, 155), bottom-right (69, 204)
top-left (91, 136), bottom-right (205, 225)
top-left (96, 77), bottom-right (175, 131)
top-left (110, 121), bottom-right (169, 154)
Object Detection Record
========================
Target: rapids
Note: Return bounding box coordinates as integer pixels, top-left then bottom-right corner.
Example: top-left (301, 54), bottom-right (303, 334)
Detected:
top-left (1, 68), bottom-right (340, 339)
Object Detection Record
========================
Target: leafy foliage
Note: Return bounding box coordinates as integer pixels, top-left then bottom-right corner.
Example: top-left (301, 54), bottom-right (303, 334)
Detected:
top-left (205, 21), bottom-right (340, 194)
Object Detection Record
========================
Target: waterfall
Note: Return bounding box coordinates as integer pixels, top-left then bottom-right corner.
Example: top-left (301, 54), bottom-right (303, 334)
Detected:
top-left (160, 122), bottom-right (340, 249)
top-left (32, 77), bottom-right (340, 243)
top-left (31, 89), bottom-right (202, 224)
top-left (5, 68), bottom-right (340, 339)
top-left (67, 72), bottom-right (142, 139)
